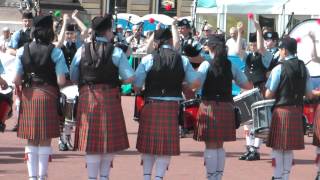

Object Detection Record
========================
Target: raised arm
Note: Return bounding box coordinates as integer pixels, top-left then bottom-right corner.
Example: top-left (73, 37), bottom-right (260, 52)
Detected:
top-left (253, 19), bottom-right (265, 54)
top-left (236, 22), bottom-right (245, 59)
top-left (172, 18), bottom-right (180, 51)
top-left (56, 14), bottom-right (70, 48)
top-left (71, 9), bottom-right (88, 39)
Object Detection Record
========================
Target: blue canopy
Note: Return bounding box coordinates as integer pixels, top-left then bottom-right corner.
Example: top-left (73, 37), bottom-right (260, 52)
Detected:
top-left (197, 0), bottom-right (217, 8)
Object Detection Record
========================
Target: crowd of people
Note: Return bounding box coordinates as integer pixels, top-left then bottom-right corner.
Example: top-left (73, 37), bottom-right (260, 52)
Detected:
top-left (1, 9), bottom-right (320, 180)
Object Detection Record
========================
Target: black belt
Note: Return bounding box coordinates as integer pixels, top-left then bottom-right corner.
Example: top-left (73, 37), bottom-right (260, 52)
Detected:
top-left (144, 98), bottom-right (181, 104)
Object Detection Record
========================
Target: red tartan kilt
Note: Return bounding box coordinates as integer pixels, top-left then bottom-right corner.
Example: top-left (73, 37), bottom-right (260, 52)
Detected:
top-left (74, 84), bottom-right (129, 153)
top-left (17, 85), bottom-right (62, 140)
top-left (136, 100), bottom-right (180, 156)
top-left (313, 104), bottom-right (320, 146)
top-left (193, 100), bottom-right (236, 143)
top-left (267, 106), bottom-right (304, 150)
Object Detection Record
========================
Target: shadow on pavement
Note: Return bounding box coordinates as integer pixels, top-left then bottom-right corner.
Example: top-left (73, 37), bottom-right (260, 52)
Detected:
top-left (0, 147), bottom-right (24, 152)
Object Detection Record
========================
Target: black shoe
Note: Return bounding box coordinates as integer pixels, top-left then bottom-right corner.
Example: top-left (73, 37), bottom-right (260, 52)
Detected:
top-left (59, 142), bottom-right (68, 151)
top-left (239, 146), bottom-right (250, 160)
top-left (246, 151), bottom-right (260, 161)
top-left (272, 177), bottom-right (282, 180)
top-left (0, 123), bottom-right (6, 132)
top-left (12, 124), bottom-right (18, 132)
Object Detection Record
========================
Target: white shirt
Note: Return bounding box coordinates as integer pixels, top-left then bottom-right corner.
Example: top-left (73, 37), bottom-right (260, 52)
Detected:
top-left (226, 37), bottom-right (247, 56)
top-left (0, 35), bottom-right (10, 52)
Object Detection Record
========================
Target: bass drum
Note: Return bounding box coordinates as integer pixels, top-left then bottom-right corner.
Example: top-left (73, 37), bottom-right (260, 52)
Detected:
top-left (288, 19), bottom-right (320, 78)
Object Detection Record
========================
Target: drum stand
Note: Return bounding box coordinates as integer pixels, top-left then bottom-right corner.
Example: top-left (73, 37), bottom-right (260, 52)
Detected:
top-left (59, 119), bottom-right (74, 151)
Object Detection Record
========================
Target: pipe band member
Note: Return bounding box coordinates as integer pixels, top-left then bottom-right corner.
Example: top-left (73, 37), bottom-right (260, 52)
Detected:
top-left (265, 37), bottom-right (313, 180)
top-left (134, 28), bottom-right (200, 180)
top-left (13, 15), bottom-right (68, 180)
top-left (70, 14), bottom-right (134, 180)
top-left (195, 34), bottom-right (252, 180)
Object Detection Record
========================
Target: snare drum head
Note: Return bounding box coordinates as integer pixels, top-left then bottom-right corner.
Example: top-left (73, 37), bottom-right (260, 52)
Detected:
top-left (306, 61), bottom-right (320, 77)
top-left (60, 85), bottom-right (79, 99)
top-left (233, 88), bottom-right (260, 102)
top-left (289, 19), bottom-right (320, 76)
top-left (251, 99), bottom-right (275, 109)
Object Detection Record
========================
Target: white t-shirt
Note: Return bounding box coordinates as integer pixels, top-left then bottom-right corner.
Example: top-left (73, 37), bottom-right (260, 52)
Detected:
top-left (226, 38), bottom-right (247, 56)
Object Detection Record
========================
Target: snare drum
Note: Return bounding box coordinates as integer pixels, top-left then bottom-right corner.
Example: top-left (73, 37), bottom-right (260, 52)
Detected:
top-left (233, 88), bottom-right (262, 124)
top-left (0, 87), bottom-right (13, 131)
top-left (60, 85), bottom-right (79, 123)
top-left (180, 99), bottom-right (200, 129)
top-left (251, 99), bottom-right (275, 140)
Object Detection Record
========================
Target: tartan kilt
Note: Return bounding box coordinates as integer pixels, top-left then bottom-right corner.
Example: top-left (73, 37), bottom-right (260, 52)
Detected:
top-left (74, 84), bottom-right (129, 153)
top-left (313, 104), bottom-right (320, 146)
top-left (267, 106), bottom-right (304, 150)
top-left (193, 100), bottom-right (236, 143)
top-left (136, 100), bottom-right (180, 156)
top-left (17, 85), bottom-right (62, 140)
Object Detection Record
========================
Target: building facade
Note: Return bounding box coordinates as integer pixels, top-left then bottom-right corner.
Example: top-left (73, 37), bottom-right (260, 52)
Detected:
top-left (79, 0), bottom-right (193, 17)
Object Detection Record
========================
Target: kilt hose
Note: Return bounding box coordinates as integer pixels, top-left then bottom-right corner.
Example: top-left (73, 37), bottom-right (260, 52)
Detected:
top-left (136, 100), bottom-right (180, 156)
top-left (313, 104), bottom-right (320, 146)
top-left (267, 106), bottom-right (304, 150)
top-left (74, 84), bottom-right (129, 153)
top-left (193, 100), bottom-right (236, 143)
top-left (17, 85), bottom-right (62, 140)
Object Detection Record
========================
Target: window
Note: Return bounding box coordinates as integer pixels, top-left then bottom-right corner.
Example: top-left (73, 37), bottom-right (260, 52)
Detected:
top-left (158, 0), bottom-right (177, 17)
top-left (109, 0), bottom-right (127, 14)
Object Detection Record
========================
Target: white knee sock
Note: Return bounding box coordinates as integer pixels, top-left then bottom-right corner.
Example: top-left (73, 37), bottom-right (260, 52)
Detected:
top-left (38, 146), bottom-right (52, 180)
top-left (25, 146), bottom-right (38, 180)
top-left (283, 151), bottom-right (293, 180)
top-left (100, 153), bottom-right (114, 180)
top-left (85, 154), bottom-right (101, 180)
top-left (142, 154), bottom-right (155, 180)
top-left (244, 125), bottom-right (252, 146)
top-left (154, 155), bottom-right (171, 180)
top-left (204, 149), bottom-right (218, 180)
top-left (253, 138), bottom-right (261, 151)
top-left (272, 150), bottom-right (284, 179)
top-left (16, 98), bottom-right (20, 113)
top-left (216, 148), bottom-right (225, 180)
top-left (63, 124), bottom-right (72, 141)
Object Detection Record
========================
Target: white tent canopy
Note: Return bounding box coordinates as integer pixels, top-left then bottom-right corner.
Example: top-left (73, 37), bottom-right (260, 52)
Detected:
top-left (197, 0), bottom-right (320, 15)
top-left (117, 13), bottom-right (142, 24)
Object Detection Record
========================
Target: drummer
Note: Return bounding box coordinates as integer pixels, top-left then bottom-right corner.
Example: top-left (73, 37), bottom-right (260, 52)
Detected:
top-left (236, 18), bottom-right (273, 161)
top-left (55, 11), bottom-right (87, 151)
top-left (13, 15), bottom-right (68, 180)
top-left (70, 14), bottom-right (134, 180)
top-left (134, 28), bottom-right (200, 180)
top-left (263, 31), bottom-right (280, 71)
top-left (265, 37), bottom-right (313, 180)
top-left (195, 34), bottom-right (252, 180)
